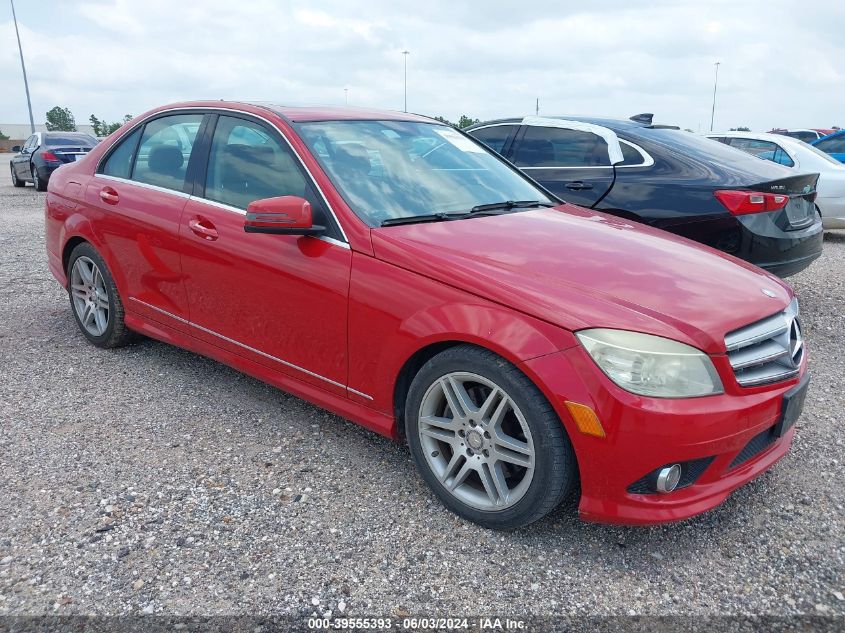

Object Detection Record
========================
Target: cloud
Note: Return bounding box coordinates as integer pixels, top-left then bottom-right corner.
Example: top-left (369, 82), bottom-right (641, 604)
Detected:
top-left (0, 0), bottom-right (843, 131)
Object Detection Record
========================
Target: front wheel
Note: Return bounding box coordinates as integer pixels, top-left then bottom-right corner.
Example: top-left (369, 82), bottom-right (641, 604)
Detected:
top-left (405, 345), bottom-right (577, 530)
top-left (10, 165), bottom-right (24, 187)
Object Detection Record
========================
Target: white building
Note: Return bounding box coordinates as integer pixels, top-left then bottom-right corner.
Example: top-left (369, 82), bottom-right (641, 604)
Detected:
top-left (1, 123), bottom-right (97, 139)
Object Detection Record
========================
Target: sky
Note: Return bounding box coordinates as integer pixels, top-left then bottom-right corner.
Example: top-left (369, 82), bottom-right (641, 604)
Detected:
top-left (1, 0), bottom-right (843, 132)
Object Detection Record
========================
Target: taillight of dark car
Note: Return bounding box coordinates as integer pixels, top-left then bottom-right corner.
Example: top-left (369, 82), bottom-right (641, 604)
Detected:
top-left (714, 190), bottom-right (790, 215)
top-left (40, 150), bottom-right (60, 162)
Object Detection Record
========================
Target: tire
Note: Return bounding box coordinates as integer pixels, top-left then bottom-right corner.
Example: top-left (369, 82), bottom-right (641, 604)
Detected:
top-left (405, 345), bottom-right (577, 530)
top-left (66, 242), bottom-right (136, 348)
top-left (32, 167), bottom-right (47, 191)
top-left (10, 165), bottom-right (24, 188)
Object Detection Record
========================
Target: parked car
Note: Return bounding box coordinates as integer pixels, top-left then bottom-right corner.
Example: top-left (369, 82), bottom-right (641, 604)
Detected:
top-left (466, 115), bottom-right (823, 277)
top-left (769, 128), bottom-right (836, 143)
top-left (708, 131), bottom-right (845, 229)
top-left (811, 130), bottom-right (845, 164)
top-left (46, 101), bottom-right (809, 529)
top-left (10, 132), bottom-right (98, 191)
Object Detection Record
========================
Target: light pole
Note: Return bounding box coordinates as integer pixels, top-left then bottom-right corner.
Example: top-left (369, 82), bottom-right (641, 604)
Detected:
top-left (10, 0), bottom-right (35, 134)
top-left (344, 88), bottom-right (348, 105)
top-left (402, 50), bottom-right (410, 112)
top-left (710, 61), bottom-right (720, 132)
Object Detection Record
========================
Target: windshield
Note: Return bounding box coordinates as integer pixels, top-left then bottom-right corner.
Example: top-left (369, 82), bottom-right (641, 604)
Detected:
top-left (46, 134), bottom-right (97, 147)
top-left (294, 120), bottom-right (553, 226)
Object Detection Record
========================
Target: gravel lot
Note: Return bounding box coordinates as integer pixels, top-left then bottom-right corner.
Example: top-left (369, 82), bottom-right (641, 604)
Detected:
top-left (0, 157), bottom-right (843, 620)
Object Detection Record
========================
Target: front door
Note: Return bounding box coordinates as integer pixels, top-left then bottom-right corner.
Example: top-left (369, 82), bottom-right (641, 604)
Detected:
top-left (179, 113), bottom-right (352, 396)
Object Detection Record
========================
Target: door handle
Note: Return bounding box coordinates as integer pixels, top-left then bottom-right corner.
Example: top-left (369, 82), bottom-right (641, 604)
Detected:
top-left (565, 181), bottom-right (594, 191)
top-left (99, 187), bottom-right (119, 204)
top-left (188, 217), bottom-right (219, 241)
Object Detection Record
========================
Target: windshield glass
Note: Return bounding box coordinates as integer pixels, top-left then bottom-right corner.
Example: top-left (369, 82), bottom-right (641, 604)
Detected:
top-left (294, 120), bottom-right (553, 226)
top-left (46, 134), bottom-right (97, 147)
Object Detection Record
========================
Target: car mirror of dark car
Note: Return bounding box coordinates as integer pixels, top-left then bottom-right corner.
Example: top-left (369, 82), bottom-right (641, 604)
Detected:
top-left (11, 146), bottom-right (21, 153)
top-left (244, 196), bottom-right (325, 236)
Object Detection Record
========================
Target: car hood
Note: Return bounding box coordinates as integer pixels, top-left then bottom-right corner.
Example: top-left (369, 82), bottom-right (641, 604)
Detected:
top-left (370, 205), bottom-right (793, 354)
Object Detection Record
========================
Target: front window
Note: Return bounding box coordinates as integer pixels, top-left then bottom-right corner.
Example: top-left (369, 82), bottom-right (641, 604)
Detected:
top-left (294, 120), bottom-right (552, 227)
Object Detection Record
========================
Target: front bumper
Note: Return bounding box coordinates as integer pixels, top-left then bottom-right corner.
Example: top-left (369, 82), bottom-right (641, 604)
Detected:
top-left (521, 345), bottom-right (808, 525)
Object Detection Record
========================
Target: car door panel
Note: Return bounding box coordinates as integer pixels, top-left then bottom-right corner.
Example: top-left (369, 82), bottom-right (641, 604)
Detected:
top-left (178, 113), bottom-right (352, 396)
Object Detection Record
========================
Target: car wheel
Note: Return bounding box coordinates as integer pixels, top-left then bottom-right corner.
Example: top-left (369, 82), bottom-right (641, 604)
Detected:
top-left (405, 345), bottom-right (577, 530)
top-left (10, 165), bottom-right (25, 188)
top-left (32, 168), bottom-right (47, 192)
top-left (67, 242), bottom-right (136, 348)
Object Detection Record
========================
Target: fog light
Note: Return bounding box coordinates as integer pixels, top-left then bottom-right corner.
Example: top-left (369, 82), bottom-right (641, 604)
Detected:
top-left (656, 464), bottom-right (681, 493)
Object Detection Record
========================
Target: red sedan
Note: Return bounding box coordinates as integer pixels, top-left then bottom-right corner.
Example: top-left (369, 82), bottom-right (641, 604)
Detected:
top-left (45, 101), bottom-right (809, 528)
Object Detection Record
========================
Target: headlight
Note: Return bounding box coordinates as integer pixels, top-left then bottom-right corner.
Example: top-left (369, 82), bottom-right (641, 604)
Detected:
top-left (576, 329), bottom-right (723, 398)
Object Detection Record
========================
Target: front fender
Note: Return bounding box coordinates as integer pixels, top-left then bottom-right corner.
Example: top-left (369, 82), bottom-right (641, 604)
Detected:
top-left (347, 253), bottom-right (576, 420)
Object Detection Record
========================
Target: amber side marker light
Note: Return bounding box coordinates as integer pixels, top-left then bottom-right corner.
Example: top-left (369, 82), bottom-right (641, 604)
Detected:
top-left (565, 401), bottom-right (606, 438)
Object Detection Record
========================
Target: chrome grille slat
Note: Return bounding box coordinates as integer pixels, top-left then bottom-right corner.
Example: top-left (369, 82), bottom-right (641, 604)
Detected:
top-left (726, 298), bottom-right (803, 388)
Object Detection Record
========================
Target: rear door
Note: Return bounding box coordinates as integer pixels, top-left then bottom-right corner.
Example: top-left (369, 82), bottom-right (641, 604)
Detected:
top-left (505, 119), bottom-right (622, 208)
top-left (85, 112), bottom-right (207, 332)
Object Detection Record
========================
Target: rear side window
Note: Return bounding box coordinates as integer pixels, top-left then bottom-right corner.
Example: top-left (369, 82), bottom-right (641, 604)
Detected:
top-left (816, 135), bottom-right (845, 153)
top-left (132, 114), bottom-right (203, 191)
top-left (728, 138), bottom-right (794, 167)
top-left (513, 126), bottom-right (610, 168)
top-left (101, 127), bottom-right (142, 179)
top-left (469, 125), bottom-right (517, 154)
top-left (786, 131), bottom-right (817, 143)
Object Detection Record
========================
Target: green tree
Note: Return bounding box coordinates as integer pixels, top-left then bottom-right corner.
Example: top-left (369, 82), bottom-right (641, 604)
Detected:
top-left (730, 126), bottom-right (751, 131)
top-left (433, 115), bottom-right (453, 126)
top-left (90, 114), bottom-right (133, 137)
top-left (45, 106), bottom-right (77, 131)
top-left (456, 115), bottom-right (480, 129)
top-left (0, 129), bottom-right (9, 141)
top-left (89, 114), bottom-right (104, 136)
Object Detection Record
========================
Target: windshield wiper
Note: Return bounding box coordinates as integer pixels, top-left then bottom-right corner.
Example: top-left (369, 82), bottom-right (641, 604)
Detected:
top-left (470, 200), bottom-right (556, 213)
top-left (380, 212), bottom-right (468, 227)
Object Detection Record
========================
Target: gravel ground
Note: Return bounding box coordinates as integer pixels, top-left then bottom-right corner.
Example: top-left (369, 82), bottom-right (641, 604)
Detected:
top-left (0, 161), bottom-right (843, 619)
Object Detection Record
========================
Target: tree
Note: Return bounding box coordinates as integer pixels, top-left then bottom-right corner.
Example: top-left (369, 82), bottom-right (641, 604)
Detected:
top-left (433, 115), bottom-right (453, 126)
top-left (45, 106), bottom-right (77, 131)
top-left (730, 126), bottom-right (751, 131)
top-left (89, 113), bottom-right (133, 137)
top-left (456, 115), bottom-right (480, 129)
top-left (0, 129), bottom-right (8, 141)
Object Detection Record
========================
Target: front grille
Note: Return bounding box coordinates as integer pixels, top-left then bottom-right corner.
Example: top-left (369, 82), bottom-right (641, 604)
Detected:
top-left (725, 298), bottom-right (803, 387)
top-left (729, 426), bottom-right (778, 469)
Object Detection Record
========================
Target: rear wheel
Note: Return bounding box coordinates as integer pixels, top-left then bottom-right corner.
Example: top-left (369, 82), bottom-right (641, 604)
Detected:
top-left (32, 168), bottom-right (47, 191)
top-left (67, 242), bottom-right (136, 348)
top-left (405, 345), bottom-right (577, 530)
top-left (10, 165), bottom-right (24, 188)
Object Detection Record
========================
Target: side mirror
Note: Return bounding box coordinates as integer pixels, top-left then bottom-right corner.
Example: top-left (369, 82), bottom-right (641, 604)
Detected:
top-left (244, 196), bottom-right (325, 235)
top-left (11, 146), bottom-right (21, 153)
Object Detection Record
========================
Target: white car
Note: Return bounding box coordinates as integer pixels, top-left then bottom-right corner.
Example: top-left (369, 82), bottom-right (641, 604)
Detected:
top-left (708, 131), bottom-right (845, 229)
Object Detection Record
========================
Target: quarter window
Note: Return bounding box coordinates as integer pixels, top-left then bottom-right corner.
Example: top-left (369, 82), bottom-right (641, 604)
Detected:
top-left (513, 126), bottom-right (610, 168)
top-left (469, 125), bottom-right (518, 154)
top-left (132, 114), bottom-right (203, 191)
top-left (100, 127), bottom-right (142, 179)
top-left (618, 141), bottom-right (648, 167)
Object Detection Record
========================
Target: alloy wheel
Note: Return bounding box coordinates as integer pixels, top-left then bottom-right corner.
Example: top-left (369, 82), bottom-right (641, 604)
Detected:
top-left (70, 256), bottom-right (110, 336)
top-left (417, 372), bottom-right (535, 511)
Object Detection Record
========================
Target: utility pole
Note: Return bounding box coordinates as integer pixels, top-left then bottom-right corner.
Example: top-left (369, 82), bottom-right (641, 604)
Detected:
top-left (344, 88), bottom-right (348, 105)
top-left (402, 50), bottom-right (410, 112)
top-left (11, 0), bottom-right (35, 134)
top-left (710, 61), bottom-right (720, 132)
top-left (535, 98), bottom-right (539, 116)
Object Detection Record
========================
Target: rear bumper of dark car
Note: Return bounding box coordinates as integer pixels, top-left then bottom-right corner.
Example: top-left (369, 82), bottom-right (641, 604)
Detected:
top-left (736, 213), bottom-right (824, 277)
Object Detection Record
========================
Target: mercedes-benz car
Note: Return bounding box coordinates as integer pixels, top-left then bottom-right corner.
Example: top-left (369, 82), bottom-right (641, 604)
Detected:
top-left (10, 131), bottom-right (98, 191)
top-left (467, 115), bottom-right (823, 277)
top-left (45, 101), bottom-right (809, 529)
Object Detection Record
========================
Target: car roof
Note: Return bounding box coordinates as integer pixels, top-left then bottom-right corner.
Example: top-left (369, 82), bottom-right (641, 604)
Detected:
top-left (467, 115), bottom-right (675, 132)
top-left (813, 129), bottom-right (845, 142)
top-left (146, 100), bottom-right (437, 124)
top-left (707, 130), bottom-right (806, 146)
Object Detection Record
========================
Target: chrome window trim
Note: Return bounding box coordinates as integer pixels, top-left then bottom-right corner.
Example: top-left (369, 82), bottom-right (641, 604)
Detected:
top-left (98, 173), bottom-right (192, 199)
top-left (519, 139), bottom-right (654, 170)
top-left (95, 105), bottom-right (349, 244)
top-left (129, 297), bottom-right (370, 398)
